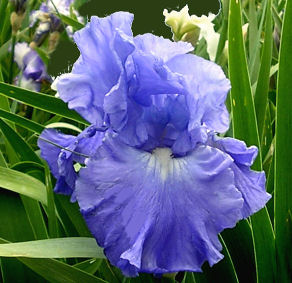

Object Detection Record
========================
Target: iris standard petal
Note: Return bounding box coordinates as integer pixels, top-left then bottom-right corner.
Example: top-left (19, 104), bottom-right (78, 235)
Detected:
top-left (130, 34), bottom-right (191, 106)
top-left (210, 135), bottom-right (271, 218)
top-left (167, 53), bottom-right (231, 133)
top-left (55, 12), bottom-right (134, 125)
top-left (76, 136), bottom-right (244, 276)
top-left (134, 34), bottom-right (193, 62)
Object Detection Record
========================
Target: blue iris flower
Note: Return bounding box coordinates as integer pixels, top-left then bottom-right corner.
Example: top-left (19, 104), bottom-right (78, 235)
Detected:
top-left (38, 12), bottom-right (271, 277)
top-left (14, 42), bottom-right (50, 91)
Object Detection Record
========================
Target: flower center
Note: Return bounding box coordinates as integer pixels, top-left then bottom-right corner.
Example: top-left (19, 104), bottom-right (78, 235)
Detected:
top-left (150, 147), bottom-right (175, 181)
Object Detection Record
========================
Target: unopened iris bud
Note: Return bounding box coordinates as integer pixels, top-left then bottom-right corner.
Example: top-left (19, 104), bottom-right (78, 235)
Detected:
top-left (163, 6), bottom-right (201, 42)
top-left (164, 5), bottom-right (220, 61)
top-left (10, 0), bottom-right (27, 34)
top-left (31, 20), bottom-right (51, 46)
top-left (10, 0), bottom-right (27, 14)
top-left (48, 31), bottom-right (60, 52)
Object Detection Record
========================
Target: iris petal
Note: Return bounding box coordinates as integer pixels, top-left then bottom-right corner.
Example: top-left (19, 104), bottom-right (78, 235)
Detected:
top-left (167, 54), bottom-right (231, 133)
top-left (76, 136), bottom-right (243, 276)
top-left (210, 135), bottom-right (271, 218)
top-left (56, 12), bottom-right (134, 125)
top-left (38, 126), bottom-right (104, 199)
top-left (130, 34), bottom-right (191, 106)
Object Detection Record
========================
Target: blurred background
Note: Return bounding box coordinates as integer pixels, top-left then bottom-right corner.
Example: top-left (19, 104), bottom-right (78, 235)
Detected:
top-left (49, 0), bottom-right (220, 76)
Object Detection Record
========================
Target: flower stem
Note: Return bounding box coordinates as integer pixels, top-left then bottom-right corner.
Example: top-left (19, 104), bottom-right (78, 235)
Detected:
top-left (8, 34), bottom-right (16, 84)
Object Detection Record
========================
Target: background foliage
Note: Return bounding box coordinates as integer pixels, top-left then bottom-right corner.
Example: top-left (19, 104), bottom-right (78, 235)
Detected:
top-left (0, 0), bottom-right (291, 282)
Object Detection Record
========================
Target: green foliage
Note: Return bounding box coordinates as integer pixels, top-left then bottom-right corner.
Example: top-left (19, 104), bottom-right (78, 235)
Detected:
top-left (0, 0), bottom-right (290, 282)
top-left (274, 0), bottom-right (292, 281)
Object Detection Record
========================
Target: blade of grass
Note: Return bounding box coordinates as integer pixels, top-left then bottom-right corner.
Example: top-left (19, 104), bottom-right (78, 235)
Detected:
top-left (11, 161), bottom-right (48, 240)
top-left (249, 0), bottom-right (267, 85)
top-left (215, 0), bottom-right (229, 64)
top-left (248, 0), bottom-right (258, 63)
top-left (0, 193), bottom-right (44, 283)
top-left (0, 119), bottom-right (42, 164)
top-left (182, 272), bottom-right (196, 283)
top-left (0, 237), bottom-right (105, 259)
top-left (0, 83), bottom-right (89, 125)
top-left (56, 194), bottom-right (92, 237)
top-left (0, 0), bottom-right (8, 36)
top-left (228, 0), bottom-right (275, 282)
top-left (44, 164), bottom-right (59, 238)
top-left (0, 108), bottom-right (44, 134)
top-left (254, 0), bottom-right (273, 142)
top-left (0, 65), bottom-right (20, 165)
top-left (46, 122), bottom-right (82, 133)
top-left (60, 14), bottom-right (85, 30)
top-left (0, 238), bottom-right (108, 283)
top-left (0, 166), bottom-right (47, 205)
top-left (274, 0), bottom-right (292, 281)
top-left (74, 259), bottom-right (102, 275)
top-left (193, 236), bottom-right (239, 283)
top-left (272, 4), bottom-right (282, 34)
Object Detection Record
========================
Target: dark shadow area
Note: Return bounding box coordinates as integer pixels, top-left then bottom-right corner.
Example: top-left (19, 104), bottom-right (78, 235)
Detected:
top-left (79, 0), bottom-right (220, 37)
top-left (48, 0), bottom-right (220, 76)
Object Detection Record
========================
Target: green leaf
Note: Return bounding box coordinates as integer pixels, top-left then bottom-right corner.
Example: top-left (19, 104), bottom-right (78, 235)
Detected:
top-left (0, 193), bottom-right (44, 283)
top-left (228, 0), bottom-right (261, 165)
top-left (249, 0), bottom-right (267, 85)
top-left (74, 258), bottom-right (102, 275)
top-left (193, 236), bottom-right (239, 283)
top-left (272, 4), bottom-right (282, 34)
top-left (228, 0), bottom-right (275, 282)
top-left (0, 150), bottom-right (7, 167)
top-left (0, 166), bottom-right (47, 205)
top-left (0, 108), bottom-right (44, 134)
top-left (44, 164), bottom-right (59, 238)
top-left (0, 238), bottom-right (108, 283)
top-left (248, 0), bottom-right (259, 70)
top-left (221, 220), bottom-right (256, 282)
top-left (254, 0), bottom-right (273, 142)
top-left (0, 119), bottom-right (42, 164)
top-left (0, 237), bottom-right (105, 259)
top-left (46, 122), bottom-right (82, 133)
top-left (60, 14), bottom-right (85, 30)
top-left (11, 161), bottom-right (49, 240)
top-left (56, 194), bottom-right (92, 237)
top-left (0, 66), bottom-right (20, 165)
top-left (274, 0), bottom-right (292, 281)
top-left (0, 83), bottom-right (89, 125)
top-left (215, 0), bottom-right (229, 64)
top-left (0, 66), bottom-right (10, 111)
top-left (182, 272), bottom-right (196, 283)
top-left (0, 0), bottom-right (8, 36)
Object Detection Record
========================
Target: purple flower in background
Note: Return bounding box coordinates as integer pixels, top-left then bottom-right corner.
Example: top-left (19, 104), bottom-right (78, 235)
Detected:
top-left (14, 42), bottom-right (50, 91)
top-left (38, 12), bottom-right (271, 277)
top-left (30, 0), bottom-right (82, 39)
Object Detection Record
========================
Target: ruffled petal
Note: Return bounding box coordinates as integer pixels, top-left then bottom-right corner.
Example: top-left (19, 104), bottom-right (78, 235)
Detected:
top-left (134, 34), bottom-right (193, 62)
top-left (210, 135), bottom-right (271, 218)
top-left (76, 136), bottom-right (243, 276)
top-left (38, 126), bottom-right (104, 199)
top-left (130, 51), bottom-right (184, 106)
top-left (231, 164), bottom-right (270, 218)
top-left (129, 34), bottom-right (192, 107)
top-left (212, 136), bottom-right (258, 166)
top-left (55, 12), bottom-right (134, 125)
top-left (38, 128), bottom-right (75, 178)
top-left (167, 54), bottom-right (231, 133)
